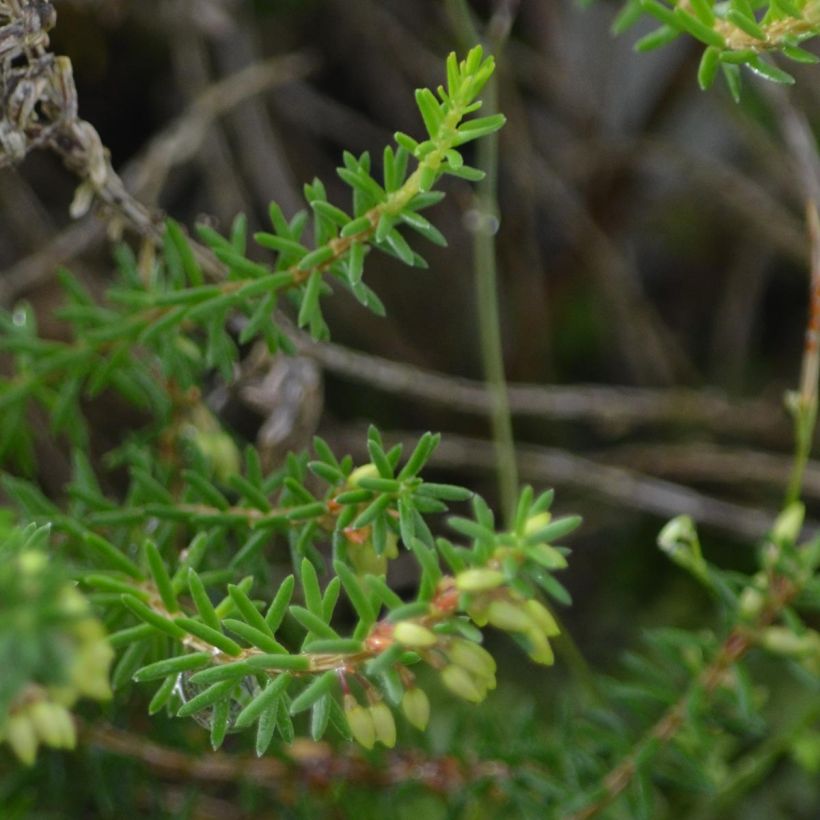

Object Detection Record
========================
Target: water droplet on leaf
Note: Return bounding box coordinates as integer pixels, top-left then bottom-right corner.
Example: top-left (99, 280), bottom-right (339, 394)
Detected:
top-left (174, 671), bottom-right (260, 733)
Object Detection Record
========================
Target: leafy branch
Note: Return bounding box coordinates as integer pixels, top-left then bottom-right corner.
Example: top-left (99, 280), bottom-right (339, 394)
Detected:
top-left (609, 0), bottom-right (820, 97)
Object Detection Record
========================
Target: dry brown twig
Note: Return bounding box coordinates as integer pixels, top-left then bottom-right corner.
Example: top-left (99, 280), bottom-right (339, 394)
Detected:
top-left (0, 1), bottom-right (158, 234)
top-left (80, 718), bottom-right (515, 802)
top-left (0, 0), bottom-right (316, 305)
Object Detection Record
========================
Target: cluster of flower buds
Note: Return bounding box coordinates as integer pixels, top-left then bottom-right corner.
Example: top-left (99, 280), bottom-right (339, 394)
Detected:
top-left (0, 551), bottom-right (113, 764)
top-left (343, 693), bottom-right (397, 749)
top-left (455, 566), bottom-right (560, 666)
top-left (0, 692), bottom-right (77, 766)
top-left (439, 637), bottom-right (497, 703)
top-left (51, 584), bottom-right (116, 704)
top-left (392, 620), bottom-right (498, 704)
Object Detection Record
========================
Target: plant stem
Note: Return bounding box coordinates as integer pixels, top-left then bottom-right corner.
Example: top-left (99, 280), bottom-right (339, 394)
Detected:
top-left (687, 694), bottom-right (820, 820)
top-left (786, 200), bottom-right (820, 505)
top-left (448, 0), bottom-right (519, 524)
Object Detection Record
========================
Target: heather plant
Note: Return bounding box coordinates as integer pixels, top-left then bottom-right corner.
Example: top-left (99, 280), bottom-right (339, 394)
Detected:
top-left (1, 1), bottom-right (820, 818)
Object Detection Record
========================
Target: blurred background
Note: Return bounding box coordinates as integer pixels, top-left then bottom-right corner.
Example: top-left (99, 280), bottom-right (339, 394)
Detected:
top-left (2, 0), bottom-right (819, 817)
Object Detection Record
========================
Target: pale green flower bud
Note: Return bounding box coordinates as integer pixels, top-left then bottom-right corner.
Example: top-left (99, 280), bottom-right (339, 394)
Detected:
top-left (486, 600), bottom-right (531, 633)
top-left (70, 640), bottom-right (114, 701)
top-left (738, 587), bottom-right (765, 620)
top-left (6, 713), bottom-right (38, 765)
top-left (401, 687), bottom-right (430, 731)
top-left (343, 695), bottom-right (376, 750)
top-left (527, 633), bottom-right (555, 666)
top-left (18, 550), bottom-right (48, 576)
top-left (447, 638), bottom-right (496, 677)
top-left (370, 702), bottom-right (397, 748)
top-left (467, 604), bottom-right (489, 627)
top-left (29, 701), bottom-right (76, 750)
top-left (441, 664), bottom-right (485, 703)
top-left (455, 568), bottom-right (506, 592)
top-left (59, 586), bottom-right (91, 619)
top-left (761, 627), bottom-right (820, 658)
top-left (528, 544), bottom-right (568, 570)
top-left (524, 600), bottom-right (560, 637)
top-left (348, 463), bottom-right (379, 487)
top-left (524, 512), bottom-right (551, 535)
top-left (772, 502), bottom-right (805, 545)
top-left (384, 532), bottom-right (399, 560)
top-left (393, 622), bottom-right (438, 649)
top-left (46, 686), bottom-right (77, 707)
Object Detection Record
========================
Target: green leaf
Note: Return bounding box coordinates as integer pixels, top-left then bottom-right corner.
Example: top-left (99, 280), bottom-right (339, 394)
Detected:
top-left (698, 46), bottom-right (721, 89)
top-left (722, 62), bottom-right (743, 102)
top-left (222, 619), bottom-right (286, 654)
top-left (524, 515), bottom-right (583, 545)
top-left (188, 661), bottom-right (254, 685)
top-left (340, 216), bottom-right (373, 238)
top-left (289, 670), bottom-right (337, 714)
top-left (134, 653), bottom-right (212, 682)
top-left (177, 679), bottom-right (235, 718)
top-left (416, 482), bottom-right (472, 501)
top-left (415, 88), bottom-right (444, 137)
top-left (228, 584), bottom-right (274, 636)
top-left (746, 56), bottom-right (795, 84)
top-left (256, 700), bottom-right (279, 755)
top-left (265, 575), bottom-right (295, 632)
top-left (300, 556), bottom-right (324, 617)
top-left (175, 617), bottom-right (243, 656)
top-left (311, 694), bottom-right (332, 741)
top-left (144, 539), bottom-right (178, 612)
top-left (399, 211), bottom-right (447, 246)
top-left (83, 532), bottom-right (143, 579)
top-left (108, 623), bottom-right (155, 649)
top-left (245, 653), bottom-right (310, 672)
top-left (302, 638), bottom-right (364, 653)
top-left (334, 560), bottom-right (376, 623)
top-left (383, 228), bottom-right (415, 265)
top-left (454, 114), bottom-right (506, 144)
top-left (639, 0), bottom-right (677, 28)
top-left (165, 220), bottom-right (204, 286)
top-left (673, 8), bottom-right (726, 48)
top-left (298, 246), bottom-right (335, 272)
top-left (112, 641), bottom-right (149, 691)
top-left (312, 199), bottom-right (350, 226)
top-left (234, 674), bottom-right (292, 729)
top-left (148, 674), bottom-right (178, 715)
top-left (188, 569), bottom-right (221, 631)
top-left (210, 698), bottom-right (231, 750)
top-left (352, 494), bottom-right (392, 529)
top-left (290, 606), bottom-right (339, 640)
top-left (635, 25), bottom-right (681, 53)
top-left (121, 594), bottom-right (186, 639)
top-left (688, 0), bottom-right (715, 26)
top-left (726, 9), bottom-right (766, 40)
top-left (782, 44), bottom-right (820, 64)
top-left (254, 232), bottom-right (307, 258)
top-left (408, 537), bottom-right (442, 586)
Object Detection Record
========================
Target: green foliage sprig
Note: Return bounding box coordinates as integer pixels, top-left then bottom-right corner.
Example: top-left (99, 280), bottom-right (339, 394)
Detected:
top-left (0, 46), bottom-right (504, 471)
top-left (609, 0), bottom-right (820, 97)
top-left (2, 423), bottom-right (578, 753)
top-left (1, 27), bottom-right (820, 818)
